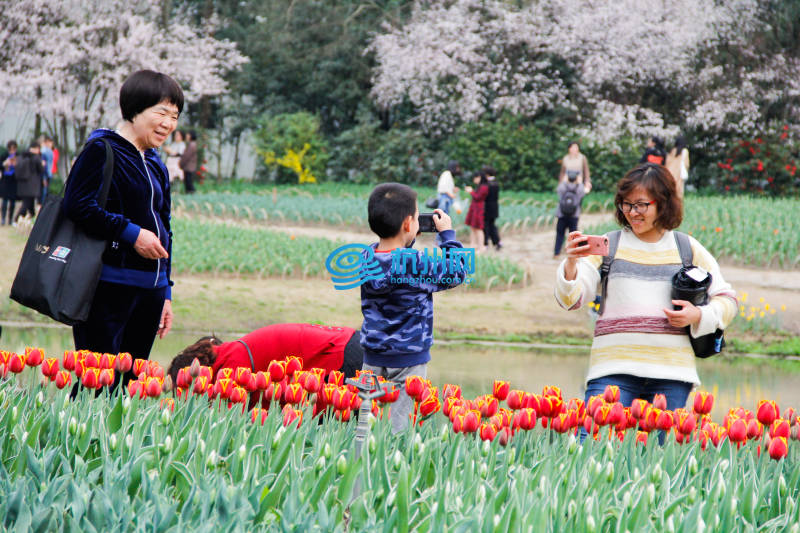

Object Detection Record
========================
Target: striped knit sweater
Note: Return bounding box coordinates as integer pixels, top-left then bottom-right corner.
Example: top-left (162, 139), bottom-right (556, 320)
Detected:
top-left (555, 228), bottom-right (737, 386)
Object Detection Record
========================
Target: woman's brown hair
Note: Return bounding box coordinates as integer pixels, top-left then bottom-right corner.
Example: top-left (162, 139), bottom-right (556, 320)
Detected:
top-left (614, 163), bottom-right (683, 231)
top-left (167, 335), bottom-right (223, 385)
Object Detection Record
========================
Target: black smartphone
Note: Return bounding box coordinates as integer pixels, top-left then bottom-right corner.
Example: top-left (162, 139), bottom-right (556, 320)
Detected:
top-left (418, 212), bottom-right (439, 233)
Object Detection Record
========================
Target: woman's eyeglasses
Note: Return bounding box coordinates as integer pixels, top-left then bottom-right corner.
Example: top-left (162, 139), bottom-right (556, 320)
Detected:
top-left (618, 200), bottom-right (655, 214)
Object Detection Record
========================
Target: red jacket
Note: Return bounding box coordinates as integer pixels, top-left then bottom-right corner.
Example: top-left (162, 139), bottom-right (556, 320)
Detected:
top-left (212, 323), bottom-right (356, 374)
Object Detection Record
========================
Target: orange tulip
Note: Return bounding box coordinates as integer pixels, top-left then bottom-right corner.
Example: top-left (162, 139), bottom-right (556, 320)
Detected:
top-left (478, 395), bottom-right (499, 418)
top-left (636, 431), bottom-right (648, 445)
top-left (419, 393), bottom-right (441, 417)
top-left (550, 413), bottom-right (573, 434)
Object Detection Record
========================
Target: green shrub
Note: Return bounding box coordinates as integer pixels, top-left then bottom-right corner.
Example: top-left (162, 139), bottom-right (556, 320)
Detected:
top-left (252, 111), bottom-right (329, 183)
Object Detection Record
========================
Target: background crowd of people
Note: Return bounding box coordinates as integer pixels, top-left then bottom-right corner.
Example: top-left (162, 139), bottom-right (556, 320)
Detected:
top-left (0, 136), bottom-right (58, 226)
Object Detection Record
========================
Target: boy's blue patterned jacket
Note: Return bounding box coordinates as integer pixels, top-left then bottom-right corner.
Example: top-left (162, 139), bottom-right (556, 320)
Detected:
top-left (360, 229), bottom-right (468, 368)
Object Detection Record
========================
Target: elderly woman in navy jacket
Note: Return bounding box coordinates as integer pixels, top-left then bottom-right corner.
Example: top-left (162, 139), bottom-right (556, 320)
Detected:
top-left (63, 70), bottom-right (183, 392)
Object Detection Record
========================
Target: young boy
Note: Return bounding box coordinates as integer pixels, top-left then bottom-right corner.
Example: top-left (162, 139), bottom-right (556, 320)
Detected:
top-left (361, 182), bottom-right (468, 433)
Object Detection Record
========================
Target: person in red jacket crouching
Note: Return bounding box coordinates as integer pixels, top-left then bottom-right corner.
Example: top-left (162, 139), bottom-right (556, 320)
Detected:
top-left (166, 323), bottom-right (362, 387)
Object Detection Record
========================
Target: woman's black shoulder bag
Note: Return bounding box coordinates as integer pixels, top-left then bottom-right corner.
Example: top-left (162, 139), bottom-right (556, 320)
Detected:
top-left (10, 140), bottom-right (114, 325)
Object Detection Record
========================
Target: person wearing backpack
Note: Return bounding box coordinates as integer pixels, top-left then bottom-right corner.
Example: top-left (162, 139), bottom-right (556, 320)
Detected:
top-left (13, 141), bottom-right (44, 223)
top-left (554, 164), bottom-right (737, 437)
top-left (553, 169), bottom-right (586, 258)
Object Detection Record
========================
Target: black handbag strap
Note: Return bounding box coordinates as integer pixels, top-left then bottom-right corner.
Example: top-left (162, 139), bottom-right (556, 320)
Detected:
top-left (236, 339), bottom-right (256, 372)
top-left (97, 140), bottom-right (114, 208)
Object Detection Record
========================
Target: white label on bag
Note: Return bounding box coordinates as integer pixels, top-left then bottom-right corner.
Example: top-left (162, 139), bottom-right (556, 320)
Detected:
top-left (686, 266), bottom-right (708, 283)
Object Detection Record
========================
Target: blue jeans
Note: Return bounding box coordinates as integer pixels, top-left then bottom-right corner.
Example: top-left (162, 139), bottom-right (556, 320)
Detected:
top-left (581, 373), bottom-right (693, 442)
top-left (437, 193), bottom-right (453, 214)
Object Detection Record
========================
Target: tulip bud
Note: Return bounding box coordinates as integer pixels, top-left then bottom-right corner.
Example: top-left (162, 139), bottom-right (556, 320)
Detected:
top-left (604, 462), bottom-right (614, 483)
top-left (109, 433), bottom-right (118, 452)
top-left (392, 450), bottom-right (404, 470)
top-left (237, 443), bottom-right (247, 462)
top-left (79, 422), bottom-right (87, 438)
top-left (272, 426), bottom-right (285, 450)
top-left (586, 515), bottom-right (596, 533)
top-left (122, 396), bottom-right (131, 414)
top-left (206, 450), bottom-right (218, 468)
top-left (567, 434), bottom-right (578, 454)
top-left (189, 358), bottom-right (201, 378)
top-left (336, 454), bottom-right (347, 476)
top-left (68, 416), bottom-right (77, 435)
top-left (125, 434), bottom-right (134, 450)
top-left (35, 390), bottom-right (44, 408)
top-left (368, 434), bottom-right (376, 454)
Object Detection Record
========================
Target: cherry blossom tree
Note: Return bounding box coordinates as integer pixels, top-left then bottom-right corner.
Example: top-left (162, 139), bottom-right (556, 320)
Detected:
top-left (0, 0), bottom-right (247, 162)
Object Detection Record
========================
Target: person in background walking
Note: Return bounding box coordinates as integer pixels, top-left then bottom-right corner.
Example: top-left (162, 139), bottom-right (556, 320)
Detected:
top-left (436, 160), bottom-right (461, 214)
top-left (13, 141), bottom-right (44, 222)
top-left (640, 135), bottom-right (667, 166)
top-left (482, 165), bottom-right (502, 250)
top-left (38, 135), bottom-right (54, 205)
top-left (558, 141), bottom-right (591, 192)
top-left (464, 171), bottom-right (489, 253)
top-left (554, 163), bottom-right (587, 258)
top-left (179, 130), bottom-right (198, 194)
top-left (666, 135), bottom-right (690, 199)
top-left (162, 130), bottom-right (185, 185)
top-left (1, 140), bottom-right (18, 225)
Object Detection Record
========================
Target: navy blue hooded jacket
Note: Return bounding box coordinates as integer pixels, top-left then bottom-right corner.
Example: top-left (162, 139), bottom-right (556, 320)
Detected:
top-left (63, 129), bottom-right (173, 298)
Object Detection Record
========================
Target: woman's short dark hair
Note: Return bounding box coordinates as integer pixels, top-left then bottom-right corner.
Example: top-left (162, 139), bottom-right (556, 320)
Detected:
top-left (120, 70), bottom-right (184, 122)
top-left (368, 182), bottom-right (418, 238)
top-left (481, 165), bottom-right (496, 177)
top-left (614, 164), bottom-right (682, 230)
top-left (672, 135), bottom-right (686, 153)
top-left (567, 141), bottom-right (580, 151)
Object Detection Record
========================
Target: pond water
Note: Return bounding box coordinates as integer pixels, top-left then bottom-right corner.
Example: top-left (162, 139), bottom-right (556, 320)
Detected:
top-left (2, 325), bottom-right (798, 421)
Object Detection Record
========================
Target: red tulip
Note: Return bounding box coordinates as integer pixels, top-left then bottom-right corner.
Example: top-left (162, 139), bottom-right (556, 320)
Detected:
top-left (479, 396), bottom-right (499, 418)
top-left (405, 375), bottom-right (426, 399)
top-left (198, 366), bottom-right (213, 381)
top-left (116, 352), bottom-right (133, 373)
top-left (443, 383), bottom-right (462, 400)
top-left (217, 367), bottom-right (233, 381)
top-left (81, 368), bottom-right (100, 389)
top-left (62, 350), bottom-right (77, 371)
top-left (127, 380), bottom-right (142, 397)
top-left (542, 385), bottom-right (562, 399)
top-left (757, 400), bottom-right (780, 427)
top-left (587, 395), bottom-right (605, 417)
top-left (603, 385), bottom-right (620, 404)
top-left (677, 411), bottom-right (697, 434)
top-left (284, 383), bottom-right (307, 405)
top-left (480, 423), bottom-right (498, 441)
top-left (513, 408), bottom-right (536, 431)
top-left (25, 347), bottom-right (44, 367)
top-left (192, 376), bottom-right (208, 394)
top-left (636, 431), bottom-right (648, 445)
top-left (497, 426), bottom-right (512, 446)
top-left (492, 380), bottom-right (510, 401)
top-left (284, 356), bottom-right (303, 377)
top-left (607, 402), bottom-right (625, 427)
top-left (653, 394), bottom-right (667, 410)
top-left (693, 392), bottom-right (714, 415)
top-left (98, 353), bottom-right (114, 370)
top-left (746, 418), bottom-right (762, 440)
top-left (550, 413), bottom-right (573, 433)
top-left (631, 398), bottom-right (649, 419)
top-left (235, 367), bottom-right (252, 387)
top-left (55, 371), bottom-right (72, 389)
top-left (319, 383), bottom-right (336, 406)
top-left (727, 417), bottom-right (747, 442)
top-left (41, 358), bottom-right (60, 378)
top-left (176, 368), bottom-right (193, 389)
top-left (98, 368), bottom-right (115, 388)
top-left (303, 372), bottom-right (321, 394)
top-left (656, 410), bottom-right (674, 431)
top-left (709, 424), bottom-right (727, 447)
top-left (146, 361), bottom-right (164, 379)
top-left (419, 393), bottom-right (441, 417)
top-left (443, 397), bottom-right (463, 417)
top-left (768, 436), bottom-right (788, 460)
top-left (583, 415), bottom-right (597, 435)
top-left (769, 419), bottom-right (790, 439)
top-left (214, 378), bottom-right (234, 400)
top-left (254, 371), bottom-right (270, 391)
top-left (379, 384), bottom-right (400, 403)
top-left (327, 370), bottom-right (344, 386)
top-left (8, 352), bottom-right (25, 373)
top-left (268, 360), bottom-right (285, 382)
top-left (782, 407), bottom-right (795, 423)
top-left (132, 358), bottom-right (147, 377)
top-left (229, 386), bottom-right (248, 404)
top-left (282, 405), bottom-right (302, 427)
top-left (506, 389), bottom-right (526, 410)
top-left (145, 377), bottom-right (162, 398)
top-left (463, 410), bottom-right (481, 433)
top-left (160, 397), bottom-right (175, 412)
top-left (332, 386), bottom-right (351, 411)
top-left (336, 408), bottom-right (352, 422)
top-left (538, 395), bottom-right (555, 417)
top-left (251, 407), bottom-right (268, 425)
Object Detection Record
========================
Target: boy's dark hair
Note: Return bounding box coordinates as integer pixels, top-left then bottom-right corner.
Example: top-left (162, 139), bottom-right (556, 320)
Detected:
top-left (368, 182), bottom-right (418, 238)
top-left (614, 163), bottom-right (682, 230)
top-left (120, 70), bottom-right (184, 122)
top-left (7, 140), bottom-right (17, 150)
top-left (29, 141), bottom-right (40, 150)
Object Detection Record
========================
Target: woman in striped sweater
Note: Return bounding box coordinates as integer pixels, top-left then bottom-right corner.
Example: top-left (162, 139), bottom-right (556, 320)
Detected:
top-left (555, 164), bottom-right (737, 412)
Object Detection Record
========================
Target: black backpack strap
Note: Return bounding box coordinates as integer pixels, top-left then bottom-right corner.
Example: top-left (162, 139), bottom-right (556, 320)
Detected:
top-left (598, 230), bottom-right (622, 316)
top-left (673, 231), bottom-right (693, 268)
top-left (236, 339), bottom-right (256, 372)
top-left (97, 140), bottom-right (114, 208)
